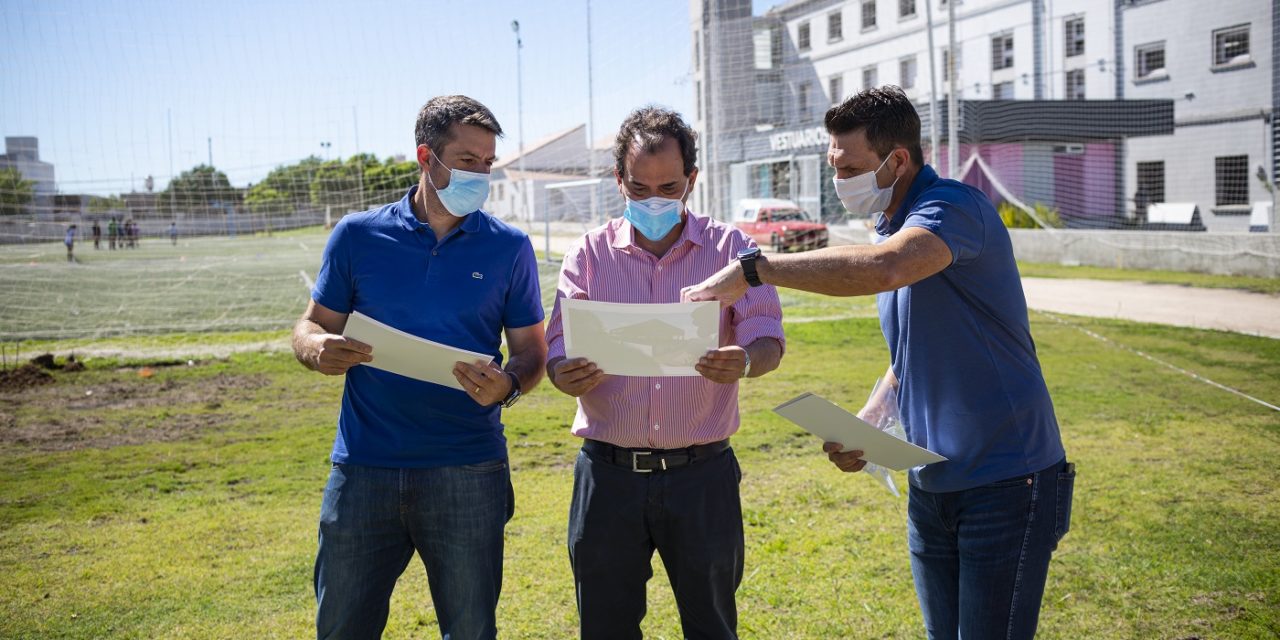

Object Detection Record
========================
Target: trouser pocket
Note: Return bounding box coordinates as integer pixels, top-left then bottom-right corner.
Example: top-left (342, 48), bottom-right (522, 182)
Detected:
top-left (1054, 461), bottom-right (1076, 548)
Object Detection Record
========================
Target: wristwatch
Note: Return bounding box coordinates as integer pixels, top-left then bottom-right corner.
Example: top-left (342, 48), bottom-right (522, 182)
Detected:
top-left (737, 246), bottom-right (763, 287)
top-left (500, 371), bottom-right (522, 408)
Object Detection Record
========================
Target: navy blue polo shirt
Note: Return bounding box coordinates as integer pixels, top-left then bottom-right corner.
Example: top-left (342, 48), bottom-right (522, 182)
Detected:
top-left (312, 186), bottom-right (544, 468)
top-left (876, 165), bottom-right (1064, 493)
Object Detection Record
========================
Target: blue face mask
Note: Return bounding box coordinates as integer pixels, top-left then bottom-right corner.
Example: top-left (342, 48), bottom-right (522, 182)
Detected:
top-left (427, 151), bottom-right (490, 217)
top-left (623, 183), bottom-right (690, 242)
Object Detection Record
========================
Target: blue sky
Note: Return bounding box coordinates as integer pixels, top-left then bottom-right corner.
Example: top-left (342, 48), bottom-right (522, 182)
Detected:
top-left (0, 0), bottom-right (780, 195)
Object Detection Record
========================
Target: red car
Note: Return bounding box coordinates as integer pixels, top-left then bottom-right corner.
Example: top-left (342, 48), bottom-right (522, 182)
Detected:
top-left (733, 198), bottom-right (829, 252)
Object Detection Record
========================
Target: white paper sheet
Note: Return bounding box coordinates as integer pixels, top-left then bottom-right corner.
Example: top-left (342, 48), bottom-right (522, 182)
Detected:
top-left (562, 299), bottom-right (720, 377)
top-left (341, 311), bottom-right (492, 390)
top-left (773, 392), bottom-right (947, 471)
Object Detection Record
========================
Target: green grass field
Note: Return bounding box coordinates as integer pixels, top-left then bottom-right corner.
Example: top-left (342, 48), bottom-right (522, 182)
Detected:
top-left (1, 230), bottom-right (1278, 638)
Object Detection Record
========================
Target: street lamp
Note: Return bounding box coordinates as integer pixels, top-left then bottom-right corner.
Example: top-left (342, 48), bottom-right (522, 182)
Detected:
top-left (320, 141), bottom-right (332, 161)
top-left (511, 19), bottom-right (543, 262)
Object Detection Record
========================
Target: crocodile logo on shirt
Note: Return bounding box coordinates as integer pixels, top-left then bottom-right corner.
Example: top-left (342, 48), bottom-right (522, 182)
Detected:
top-left (472, 272), bottom-right (484, 280)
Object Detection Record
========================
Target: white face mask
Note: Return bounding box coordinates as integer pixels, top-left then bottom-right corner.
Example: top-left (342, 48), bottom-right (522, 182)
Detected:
top-left (833, 154), bottom-right (899, 216)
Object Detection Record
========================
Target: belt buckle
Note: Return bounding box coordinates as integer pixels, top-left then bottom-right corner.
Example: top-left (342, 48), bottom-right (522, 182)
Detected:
top-left (632, 451), bottom-right (653, 473)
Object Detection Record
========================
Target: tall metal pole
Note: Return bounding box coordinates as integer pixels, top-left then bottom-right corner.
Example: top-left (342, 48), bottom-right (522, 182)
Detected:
top-left (924, 0), bottom-right (940, 168)
top-left (587, 0), bottom-right (598, 224)
top-left (512, 20), bottom-right (540, 260)
top-left (168, 108), bottom-right (176, 219)
top-left (947, 0), bottom-right (959, 178)
top-left (207, 137), bottom-right (212, 167)
top-left (353, 106), bottom-right (364, 211)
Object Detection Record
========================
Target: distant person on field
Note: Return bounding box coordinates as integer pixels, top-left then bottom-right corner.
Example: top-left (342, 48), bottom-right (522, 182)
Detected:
top-left (169, 222), bottom-right (178, 246)
top-left (92, 220), bottom-right (101, 250)
top-left (64, 224), bottom-right (76, 262)
top-left (292, 94), bottom-right (546, 639)
top-left (108, 217), bottom-right (118, 250)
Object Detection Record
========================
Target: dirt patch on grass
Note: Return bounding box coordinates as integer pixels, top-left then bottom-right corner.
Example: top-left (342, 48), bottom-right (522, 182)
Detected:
top-left (0, 364), bottom-right (55, 392)
top-left (0, 371), bottom-right (271, 451)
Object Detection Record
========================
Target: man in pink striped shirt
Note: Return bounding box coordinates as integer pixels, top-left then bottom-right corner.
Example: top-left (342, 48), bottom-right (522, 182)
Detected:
top-left (545, 107), bottom-right (785, 640)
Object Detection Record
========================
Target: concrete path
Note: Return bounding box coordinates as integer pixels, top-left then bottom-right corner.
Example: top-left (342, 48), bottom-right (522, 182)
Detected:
top-left (1022, 278), bottom-right (1280, 339)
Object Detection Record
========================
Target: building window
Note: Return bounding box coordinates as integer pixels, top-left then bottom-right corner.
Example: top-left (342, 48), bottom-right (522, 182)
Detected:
top-left (1136, 161), bottom-right (1165, 218)
top-left (899, 0), bottom-right (916, 19)
top-left (798, 82), bottom-right (810, 116)
top-left (992, 81), bottom-right (1014, 99)
top-left (1135, 41), bottom-right (1166, 80)
top-left (695, 81), bottom-right (702, 120)
top-left (1065, 17), bottom-right (1084, 57)
top-left (862, 0), bottom-right (877, 30)
top-left (1215, 155), bottom-right (1249, 206)
top-left (899, 56), bottom-right (917, 90)
top-left (828, 11), bottom-right (843, 42)
top-left (829, 75), bottom-right (843, 105)
top-left (693, 32), bottom-right (700, 71)
top-left (992, 33), bottom-right (1014, 71)
top-left (754, 27), bottom-right (779, 69)
top-left (1213, 24), bottom-right (1250, 67)
top-left (862, 65), bottom-right (878, 90)
top-left (1065, 69), bottom-right (1085, 100)
top-left (798, 21), bottom-right (811, 51)
top-left (942, 47), bottom-right (961, 78)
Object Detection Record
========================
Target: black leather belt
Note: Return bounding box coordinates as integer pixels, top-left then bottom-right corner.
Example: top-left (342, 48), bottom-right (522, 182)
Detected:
top-left (583, 439), bottom-right (730, 473)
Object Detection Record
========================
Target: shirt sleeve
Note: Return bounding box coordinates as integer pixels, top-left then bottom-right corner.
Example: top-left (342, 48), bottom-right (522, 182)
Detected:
top-left (545, 239), bottom-right (590, 361)
top-left (899, 195), bottom-right (986, 266)
top-left (312, 218), bottom-right (354, 313)
top-left (725, 230), bottom-right (786, 355)
top-left (503, 239), bottom-right (546, 329)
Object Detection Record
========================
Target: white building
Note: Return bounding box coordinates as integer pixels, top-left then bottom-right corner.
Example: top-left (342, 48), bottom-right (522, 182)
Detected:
top-left (488, 124), bottom-right (614, 224)
top-left (1122, 0), bottom-right (1273, 231)
top-left (691, 0), bottom-right (1275, 230)
top-left (0, 137), bottom-right (56, 213)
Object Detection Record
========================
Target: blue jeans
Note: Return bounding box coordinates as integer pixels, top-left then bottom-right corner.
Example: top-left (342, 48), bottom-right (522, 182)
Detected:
top-left (908, 459), bottom-right (1075, 640)
top-left (314, 461), bottom-right (514, 640)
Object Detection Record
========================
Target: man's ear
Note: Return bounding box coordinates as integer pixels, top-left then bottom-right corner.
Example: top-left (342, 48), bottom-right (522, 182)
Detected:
top-left (416, 144), bottom-right (432, 172)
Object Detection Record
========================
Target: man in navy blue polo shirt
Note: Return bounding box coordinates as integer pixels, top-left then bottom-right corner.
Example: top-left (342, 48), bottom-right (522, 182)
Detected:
top-left (292, 94), bottom-right (547, 640)
top-left (683, 86), bottom-right (1075, 639)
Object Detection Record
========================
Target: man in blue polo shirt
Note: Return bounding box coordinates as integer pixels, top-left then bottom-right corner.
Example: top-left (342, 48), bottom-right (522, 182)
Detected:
top-left (683, 86), bottom-right (1075, 639)
top-left (292, 94), bottom-right (547, 640)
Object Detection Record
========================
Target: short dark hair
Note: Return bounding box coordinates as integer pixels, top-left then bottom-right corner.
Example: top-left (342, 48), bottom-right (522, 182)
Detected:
top-left (414, 95), bottom-right (504, 154)
top-left (613, 106), bottom-right (698, 177)
top-left (824, 85), bottom-right (924, 166)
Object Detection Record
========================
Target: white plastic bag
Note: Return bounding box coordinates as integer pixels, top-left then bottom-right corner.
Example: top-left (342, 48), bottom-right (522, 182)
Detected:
top-left (856, 377), bottom-right (907, 497)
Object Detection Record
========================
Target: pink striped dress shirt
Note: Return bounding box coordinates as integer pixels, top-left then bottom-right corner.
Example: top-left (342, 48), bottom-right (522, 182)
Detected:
top-left (546, 211), bottom-right (785, 449)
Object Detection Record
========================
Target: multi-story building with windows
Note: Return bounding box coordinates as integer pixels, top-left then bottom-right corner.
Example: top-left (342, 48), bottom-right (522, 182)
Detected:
top-left (690, 0), bottom-right (1273, 231)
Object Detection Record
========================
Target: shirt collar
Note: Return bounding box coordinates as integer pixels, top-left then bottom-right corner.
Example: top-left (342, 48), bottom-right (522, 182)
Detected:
top-left (395, 184), bottom-right (485, 235)
top-left (876, 164), bottom-right (939, 236)
top-left (610, 209), bottom-right (709, 251)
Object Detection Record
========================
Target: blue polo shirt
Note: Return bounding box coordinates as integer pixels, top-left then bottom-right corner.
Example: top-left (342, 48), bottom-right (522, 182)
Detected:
top-left (312, 186), bottom-right (544, 468)
top-left (876, 165), bottom-right (1064, 493)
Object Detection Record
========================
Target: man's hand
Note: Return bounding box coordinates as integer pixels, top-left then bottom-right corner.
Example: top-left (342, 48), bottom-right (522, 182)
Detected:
top-left (549, 357), bottom-right (606, 397)
top-left (454, 360), bottom-right (513, 406)
top-left (681, 261), bottom-right (748, 308)
top-left (304, 334), bottom-right (373, 375)
top-left (695, 346), bottom-right (748, 384)
top-left (823, 443), bottom-right (867, 473)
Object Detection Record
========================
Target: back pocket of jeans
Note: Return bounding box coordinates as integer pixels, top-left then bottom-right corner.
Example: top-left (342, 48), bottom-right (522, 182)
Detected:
top-left (1054, 462), bottom-right (1076, 548)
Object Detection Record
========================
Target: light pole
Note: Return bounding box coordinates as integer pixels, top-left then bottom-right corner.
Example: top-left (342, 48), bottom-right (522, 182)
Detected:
top-left (320, 141), bottom-right (332, 161)
top-left (512, 20), bottom-right (542, 262)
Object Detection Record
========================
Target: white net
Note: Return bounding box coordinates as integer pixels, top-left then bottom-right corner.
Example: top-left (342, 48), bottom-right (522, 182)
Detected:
top-left (0, 0), bottom-right (1275, 340)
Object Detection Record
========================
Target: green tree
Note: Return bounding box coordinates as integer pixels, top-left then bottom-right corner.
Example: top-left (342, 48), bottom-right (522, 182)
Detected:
top-left (164, 165), bottom-right (237, 214)
top-left (88, 195), bottom-right (125, 214)
top-left (364, 158), bottom-right (419, 203)
top-left (0, 167), bottom-right (34, 215)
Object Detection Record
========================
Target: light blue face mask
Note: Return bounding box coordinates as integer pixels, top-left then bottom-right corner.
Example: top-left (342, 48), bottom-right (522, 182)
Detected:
top-left (623, 182), bottom-right (690, 242)
top-left (427, 151), bottom-right (490, 217)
